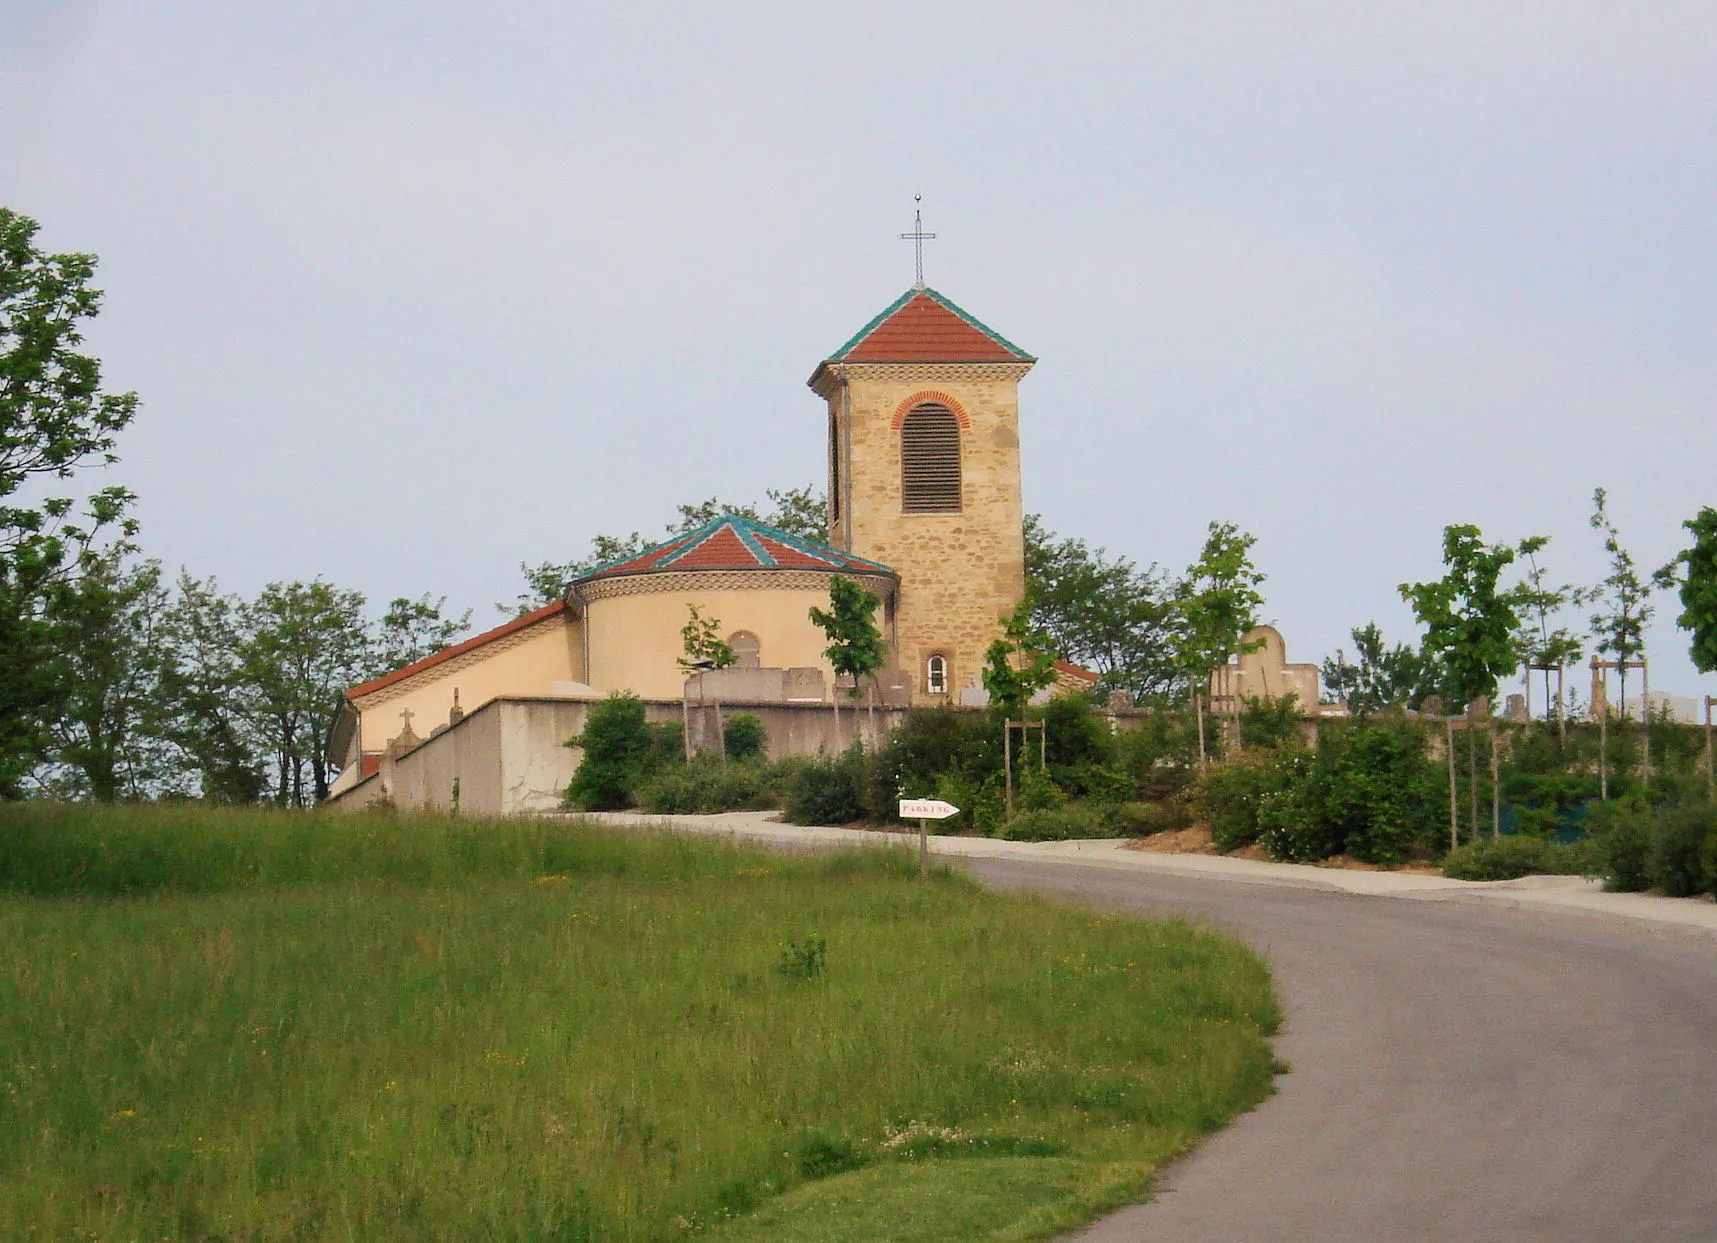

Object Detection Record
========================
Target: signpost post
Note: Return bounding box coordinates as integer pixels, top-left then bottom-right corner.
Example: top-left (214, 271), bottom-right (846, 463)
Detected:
top-left (898, 799), bottom-right (959, 876)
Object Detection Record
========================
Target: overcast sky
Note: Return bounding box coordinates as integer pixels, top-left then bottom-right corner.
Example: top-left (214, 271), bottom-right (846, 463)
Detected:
top-left (4, 2), bottom-right (1713, 701)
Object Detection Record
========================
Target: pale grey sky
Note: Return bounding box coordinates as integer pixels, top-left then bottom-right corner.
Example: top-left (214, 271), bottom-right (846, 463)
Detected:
top-left (4, 2), bottom-right (1714, 697)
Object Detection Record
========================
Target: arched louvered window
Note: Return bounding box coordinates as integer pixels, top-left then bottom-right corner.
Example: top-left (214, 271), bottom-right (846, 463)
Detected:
top-left (900, 403), bottom-right (962, 513)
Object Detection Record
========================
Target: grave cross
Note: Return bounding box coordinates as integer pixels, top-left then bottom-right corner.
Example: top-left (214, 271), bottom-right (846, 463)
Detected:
top-left (899, 195), bottom-right (937, 290)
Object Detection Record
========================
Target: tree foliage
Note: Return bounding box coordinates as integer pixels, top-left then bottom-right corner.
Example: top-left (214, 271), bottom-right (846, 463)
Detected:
top-left (1656, 506), bottom-right (1717, 676)
top-left (678, 604), bottom-right (736, 671)
top-left (981, 601), bottom-right (1058, 719)
top-left (1174, 521), bottom-right (1266, 691)
top-left (1588, 488), bottom-right (1654, 710)
top-left (1399, 524), bottom-right (1524, 711)
top-left (808, 575), bottom-right (885, 700)
top-left (1024, 514), bottom-right (1177, 702)
top-left (1320, 622), bottom-right (1440, 714)
top-left (0, 207), bottom-right (140, 791)
top-left (564, 692), bottom-right (653, 811)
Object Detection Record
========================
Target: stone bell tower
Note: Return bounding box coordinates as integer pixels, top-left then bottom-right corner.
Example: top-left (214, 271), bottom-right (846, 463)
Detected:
top-left (807, 286), bottom-right (1035, 705)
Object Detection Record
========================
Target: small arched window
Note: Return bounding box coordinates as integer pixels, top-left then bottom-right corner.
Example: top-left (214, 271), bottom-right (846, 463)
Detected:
top-left (925, 654), bottom-right (950, 696)
top-left (900, 403), bottom-right (961, 513)
top-left (728, 631), bottom-right (761, 669)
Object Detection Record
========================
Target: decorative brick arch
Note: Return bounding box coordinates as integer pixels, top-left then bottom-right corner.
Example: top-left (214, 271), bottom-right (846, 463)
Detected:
top-left (890, 390), bottom-right (971, 431)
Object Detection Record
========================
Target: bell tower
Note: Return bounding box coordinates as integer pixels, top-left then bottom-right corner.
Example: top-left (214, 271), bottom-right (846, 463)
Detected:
top-left (808, 287), bottom-right (1035, 705)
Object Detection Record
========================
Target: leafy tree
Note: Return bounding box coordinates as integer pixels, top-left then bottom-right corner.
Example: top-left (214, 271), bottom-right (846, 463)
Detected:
top-left (0, 207), bottom-right (140, 791)
top-left (1321, 622), bottom-right (1440, 714)
top-left (1024, 514), bottom-right (1178, 702)
top-left (809, 575), bottom-right (886, 739)
top-left (981, 600), bottom-right (1058, 720)
top-left (506, 487), bottom-right (826, 615)
top-left (1399, 524), bottom-right (1524, 711)
top-left (152, 572), bottom-right (267, 803)
top-left (1655, 506), bottom-right (1717, 676)
top-left (1174, 522), bottom-right (1266, 764)
top-left (565, 691), bottom-right (653, 810)
top-left (372, 594), bottom-right (471, 671)
top-left (1588, 488), bottom-right (1654, 717)
top-left (1511, 535), bottom-right (1591, 720)
top-left (239, 579), bottom-right (373, 806)
top-left (36, 551), bottom-right (175, 801)
top-left (678, 603), bottom-right (736, 671)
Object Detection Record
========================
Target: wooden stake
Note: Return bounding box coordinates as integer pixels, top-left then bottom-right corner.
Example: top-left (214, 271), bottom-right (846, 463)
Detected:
top-left (1446, 717), bottom-right (1459, 852)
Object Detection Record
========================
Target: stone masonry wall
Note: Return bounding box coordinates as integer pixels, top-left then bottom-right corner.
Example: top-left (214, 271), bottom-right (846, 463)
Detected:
top-left (826, 362), bottom-right (1031, 705)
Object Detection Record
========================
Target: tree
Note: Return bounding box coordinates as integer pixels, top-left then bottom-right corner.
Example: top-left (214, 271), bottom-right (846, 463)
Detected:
top-left (371, 594), bottom-right (470, 671)
top-left (153, 573), bottom-right (267, 803)
top-left (1588, 488), bottom-right (1654, 718)
top-left (678, 603), bottom-right (736, 671)
top-left (505, 487), bottom-right (826, 615)
top-left (1655, 507), bottom-right (1717, 676)
top-left (239, 579), bottom-right (373, 806)
top-left (1321, 622), bottom-right (1440, 714)
top-left (1024, 514), bottom-right (1178, 702)
top-left (1174, 522), bottom-right (1266, 765)
top-left (808, 575), bottom-right (886, 743)
top-left (1511, 535), bottom-right (1591, 722)
top-left (0, 207), bottom-right (140, 791)
top-left (37, 550), bottom-right (175, 801)
top-left (1399, 525), bottom-right (1524, 711)
top-left (981, 600), bottom-right (1058, 720)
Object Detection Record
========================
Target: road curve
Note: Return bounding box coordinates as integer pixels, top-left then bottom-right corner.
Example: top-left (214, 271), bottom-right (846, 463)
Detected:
top-left (957, 858), bottom-right (1717, 1243)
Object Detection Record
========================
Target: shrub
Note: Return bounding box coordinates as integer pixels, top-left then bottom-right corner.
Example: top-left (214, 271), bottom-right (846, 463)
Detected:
top-left (782, 751), bottom-right (867, 826)
top-left (723, 713), bottom-right (767, 762)
top-left (636, 757), bottom-right (787, 815)
top-left (1253, 757), bottom-right (1333, 863)
top-left (1239, 693), bottom-right (1303, 751)
top-left (1015, 765), bottom-right (1065, 812)
top-left (1589, 796), bottom-right (1652, 892)
top-left (1113, 709), bottom-right (1200, 800)
top-left (1195, 750), bottom-right (1285, 852)
top-left (1648, 803), bottom-right (1717, 897)
top-left (1112, 799), bottom-right (1192, 837)
top-left (565, 693), bottom-right (654, 811)
top-left (999, 802), bottom-right (1126, 842)
top-left (1310, 716), bottom-right (1443, 866)
top-left (1442, 836), bottom-right (1558, 881)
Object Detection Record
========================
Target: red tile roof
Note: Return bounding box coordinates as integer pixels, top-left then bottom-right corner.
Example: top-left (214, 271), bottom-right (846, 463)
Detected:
top-left (1054, 659), bottom-right (1100, 685)
top-left (826, 288), bottom-right (1033, 364)
top-left (346, 599), bottom-right (566, 700)
top-left (575, 515), bottom-right (896, 585)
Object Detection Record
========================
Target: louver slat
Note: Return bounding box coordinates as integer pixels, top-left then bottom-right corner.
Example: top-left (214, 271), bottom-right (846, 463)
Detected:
top-left (901, 404), bottom-right (962, 512)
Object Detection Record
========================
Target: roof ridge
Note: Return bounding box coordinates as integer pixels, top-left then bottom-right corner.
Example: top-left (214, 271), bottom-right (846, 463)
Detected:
top-left (573, 513), bottom-right (896, 583)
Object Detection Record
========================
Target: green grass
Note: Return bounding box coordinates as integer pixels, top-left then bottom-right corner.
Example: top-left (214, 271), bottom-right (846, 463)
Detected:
top-left (0, 804), bottom-right (1281, 1241)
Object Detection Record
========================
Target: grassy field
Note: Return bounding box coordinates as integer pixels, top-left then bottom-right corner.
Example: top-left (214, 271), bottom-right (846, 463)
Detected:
top-left (0, 804), bottom-right (1281, 1242)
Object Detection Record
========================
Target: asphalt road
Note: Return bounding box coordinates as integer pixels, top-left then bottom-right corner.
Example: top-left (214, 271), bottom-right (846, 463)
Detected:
top-left (959, 858), bottom-right (1717, 1243)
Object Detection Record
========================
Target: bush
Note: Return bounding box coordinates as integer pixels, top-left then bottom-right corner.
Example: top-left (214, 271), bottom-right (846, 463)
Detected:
top-left (1444, 836), bottom-right (1554, 881)
top-left (636, 757), bottom-right (788, 815)
top-left (1239, 693), bottom-right (1303, 751)
top-left (783, 751), bottom-right (867, 826)
top-left (1589, 796), bottom-right (1653, 892)
top-left (999, 802), bottom-right (1126, 842)
top-left (1112, 799), bottom-right (1192, 837)
top-left (1648, 803), bottom-right (1717, 897)
top-left (565, 693), bottom-right (654, 811)
top-left (723, 713), bottom-right (766, 763)
top-left (1112, 709), bottom-right (1200, 801)
top-left (1195, 749), bottom-right (1289, 852)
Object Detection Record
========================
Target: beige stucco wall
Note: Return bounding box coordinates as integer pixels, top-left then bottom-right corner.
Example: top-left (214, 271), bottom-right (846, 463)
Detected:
top-left (1208, 625), bottom-right (1322, 713)
top-left (326, 696), bottom-right (911, 816)
top-left (820, 362), bottom-right (1030, 706)
top-left (351, 613), bottom-right (585, 753)
top-left (580, 579), bottom-right (890, 702)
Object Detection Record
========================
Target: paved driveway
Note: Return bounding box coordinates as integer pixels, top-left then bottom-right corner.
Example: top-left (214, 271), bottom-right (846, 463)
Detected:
top-left (973, 860), bottom-right (1717, 1243)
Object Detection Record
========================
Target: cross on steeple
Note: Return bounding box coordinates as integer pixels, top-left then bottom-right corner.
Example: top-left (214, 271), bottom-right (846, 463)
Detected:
top-left (899, 195), bottom-right (936, 290)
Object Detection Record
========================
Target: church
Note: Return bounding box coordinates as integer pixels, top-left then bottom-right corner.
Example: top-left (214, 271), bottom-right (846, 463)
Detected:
top-left (326, 282), bottom-right (1096, 812)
